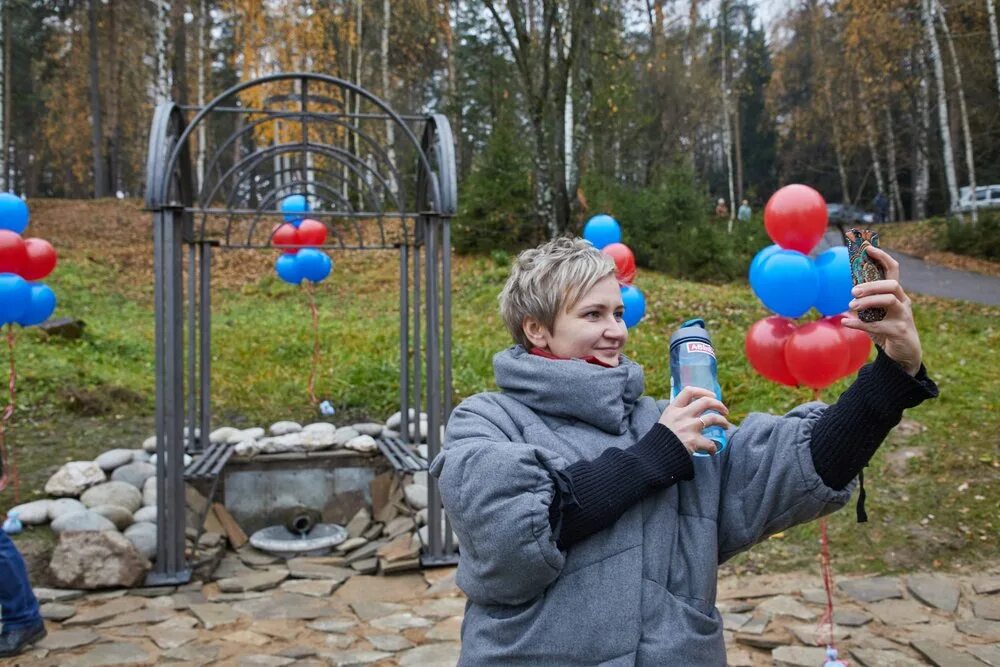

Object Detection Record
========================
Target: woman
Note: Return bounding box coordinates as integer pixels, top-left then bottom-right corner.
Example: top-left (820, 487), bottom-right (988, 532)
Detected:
top-left (430, 237), bottom-right (936, 665)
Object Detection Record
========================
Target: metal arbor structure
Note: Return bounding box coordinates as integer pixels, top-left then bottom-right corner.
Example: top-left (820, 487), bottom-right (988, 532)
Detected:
top-left (144, 73), bottom-right (457, 584)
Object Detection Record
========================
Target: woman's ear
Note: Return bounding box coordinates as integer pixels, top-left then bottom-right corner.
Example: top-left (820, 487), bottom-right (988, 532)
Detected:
top-left (522, 317), bottom-right (550, 349)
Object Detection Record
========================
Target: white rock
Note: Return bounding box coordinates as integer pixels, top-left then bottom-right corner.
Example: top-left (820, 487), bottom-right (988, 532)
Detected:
top-left (407, 419), bottom-right (431, 443)
top-left (302, 422), bottom-right (337, 435)
top-left (147, 453), bottom-right (193, 468)
top-left (111, 462), bottom-right (157, 489)
top-left (50, 510), bottom-right (118, 533)
top-left (95, 449), bottom-right (136, 472)
top-left (210, 427), bottom-right (240, 444)
top-left (418, 523), bottom-right (459, 548)
top-left (130, 449), bottom-right (151, 463)
top-left (134, 506), bottom-right (157, 523)
top-left (381, 428), bottom-right (401, 439)
top-left (415, 509), bottom-right (427, 527)
top-left (299, 430), bottom-right (336, 449)
top-left (352, 423), bottom-right (384, 437)
top-left (143, 435), bottom-right (158, 453)
top-left (404, 484), bottom-right (428, 510)
top-left (344, 435), bottom-right (378, 453)
top-left (269, 421), bottom-right (302, 436)
top-left (234, 440), bottom-right (261, 457)
top-left (417, 445), bottom-right (429, 460)
top-left (142, 477), bottom-right (157, 507)
top-left (124, 522), bottom-right (158, 560)
top-left (226, 428), bottom-right (264, 444)
top-left (89, 505), bottom-right (134, 530)
top-left (386, 410), bottom-right (426, 430)
top-left (48, 498), bottom-right (87, 521)
top-left (412, 471), bottom-right (428, 487)
top-left (257, 433), bottom-right (305, 454)
top-left (332, 427), bottom-right (360, 447)
top-left (10, 499), bottom-right (52, 525)
top-left (81, 482), bottom-right (143, 514)
top-left (45, 462), bottom-right (107, 497)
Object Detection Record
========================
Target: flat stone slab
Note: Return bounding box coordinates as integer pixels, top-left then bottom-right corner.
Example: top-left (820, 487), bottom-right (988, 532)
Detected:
top-left (967, 644), bottom-right (1000, 667)
top-left (189, 602), bottom-right (246, 629)
top-left (833, 609), bottom-right (872, 626)
top-left (232, 592), bottom-right (332, 620)
top-left (425, 616), bottom-right (463, 642)
top-left (223, 629), bottom-right (271, 647)
top-left (350, 600), bottom-right (409, 621)
top-left (37, 628), bottom-right (100, 650)
top-left (721, 612), bottom-right (751, 630)
top-left (163, 642), bottom-right (220, 665)
top-left (906, 574), bottom-right (960, 612)
top-left (97, 606), bottom-right (176, 627)
top-left (64, 596), bottom-right (145, 626)
top-left (40, 602), bottom-right (77, 621)
top-left (839, 577), bottom-right (903, 603)
top-left (217, 568), bottom-right (289, 593)
top-left (788, 622), bottom-right (850, 645)
top-left (333, 574), bottom-right (427, 603)
top-left (72, 641), bottom-right (154, 666)
top-left (237, 655), bottom-right (295, 667)
top-left (287, 559), bottom-right (354, 581)
top-left (756, 595), bottom-right (816, 621)
top-left (772, 646), bottom-right (829, 667)
top-left (867, 599), bottom-right (931, 625)
top-left (369, 612), bottom-right (433, 631)
top-left (322, 649), bottom-right (392, 666)
top-left (397, 642), bottom-right (462, 667)
top-left (147, 625), bottom-right (200, 650)
top-left (307, 617), bottom-right (358, 634)
top-left (738, 613), bottom-right (770, 636)
top-left (280, 578), bottom-right (337, 597)
top-left (364, 633), bottom-right (416, 652)
top-left (972, 576), bottom-right (1000, 595)
top-left (956, 618), bottom-right (1000, 640)
top-left (33, 587), bottom-right (84, 603)
top-left (911, 640), bottom-right (989, 667)
top-left (850, 648), bottom-right (925, 666)
top-left (974, 596), bottom-right (1000, 620)
top-left (411, 597), bottom-right (467, 619)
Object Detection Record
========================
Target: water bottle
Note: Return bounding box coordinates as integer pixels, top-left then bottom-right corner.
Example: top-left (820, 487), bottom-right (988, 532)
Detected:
top-left (669, 318), bottom-right (727, 456)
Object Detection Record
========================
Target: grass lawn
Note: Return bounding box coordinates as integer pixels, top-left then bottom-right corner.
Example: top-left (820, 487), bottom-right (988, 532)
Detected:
top-left (3, 199), bottom-right (997, 578)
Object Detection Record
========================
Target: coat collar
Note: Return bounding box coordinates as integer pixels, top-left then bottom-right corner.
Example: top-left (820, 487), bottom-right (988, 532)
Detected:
top-left (493, 345), bottom-right (646, 435)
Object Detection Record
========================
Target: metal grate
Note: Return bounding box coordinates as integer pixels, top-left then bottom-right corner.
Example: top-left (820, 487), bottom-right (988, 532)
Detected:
top-left (183, 442), bottom-right (236, 482)
top-left (377, 436), bottom-right (427, 473)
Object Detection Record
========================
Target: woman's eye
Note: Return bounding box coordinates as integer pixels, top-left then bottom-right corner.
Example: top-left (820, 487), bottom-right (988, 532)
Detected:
top-left (614, 311), bottom-right (624, 320)
top-left (584, 311), bottom-right (599, 319)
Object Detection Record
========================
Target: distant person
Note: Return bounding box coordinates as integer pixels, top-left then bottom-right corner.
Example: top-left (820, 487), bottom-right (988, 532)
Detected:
top-left (714, 198), bottom-right (728, 219)
top-left (872, 192), bottom-right (889, 224)
top-left (0, 522), bottom-right (46, 656)
top-left (737, 199), bottom-right (752, 222)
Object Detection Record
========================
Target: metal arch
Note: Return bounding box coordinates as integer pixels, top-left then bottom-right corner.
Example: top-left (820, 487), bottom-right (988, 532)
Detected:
top-left (157, 73), bottom-right (441, 215)
top-left (146, 103), bottom-right (194, 210)
top-left (198, 109), bottom-right (410, 215)
top-left (426, 114), bottom-right (458, 216)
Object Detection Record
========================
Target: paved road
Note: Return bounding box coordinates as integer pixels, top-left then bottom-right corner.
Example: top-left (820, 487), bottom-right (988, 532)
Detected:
top-left (817, 228), bottom-right (1000, 306)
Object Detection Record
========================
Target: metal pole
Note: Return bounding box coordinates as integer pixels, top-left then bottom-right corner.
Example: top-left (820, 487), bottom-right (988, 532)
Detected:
top-left (399, 243), bottom-right (409, 442)
top-left (199, 242), bottom-right (212, 454)
top-left (425, 216), bottom-right (441, 559)
top-left (441, 218), bottom-right (454, 554)
top-left (152, 211), bottom-right (167, 577)
top-left (187, 243), bottom-right (198, 452)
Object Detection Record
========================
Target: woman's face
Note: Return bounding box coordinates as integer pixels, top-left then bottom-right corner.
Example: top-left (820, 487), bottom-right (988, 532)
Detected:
top-left (526, 274), bottom-right (628, 367)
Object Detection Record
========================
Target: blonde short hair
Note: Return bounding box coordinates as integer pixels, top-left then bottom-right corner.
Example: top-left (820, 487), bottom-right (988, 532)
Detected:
top-left (498, 237), bottom-right (617, 349)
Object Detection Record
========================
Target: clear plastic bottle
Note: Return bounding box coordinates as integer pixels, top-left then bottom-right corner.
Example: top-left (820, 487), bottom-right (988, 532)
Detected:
top-left (669, 318), bottom-right (727, 456)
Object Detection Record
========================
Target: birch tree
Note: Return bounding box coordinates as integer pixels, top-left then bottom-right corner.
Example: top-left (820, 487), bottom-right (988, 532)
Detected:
top-left (922, 0), bottom-right (959, 216)
top-left (988, 0), bottom-right (1000, 102)
top-left (381, 0), bottom-right (396, 193)
top-left (0, 0), bottom-right (6, 192)
top-left (154, 0), bottom-right (170, 103)
top-left (88, 0), bottom-right (108, 197)
top-left (936, 0), bottom-right (976, 222)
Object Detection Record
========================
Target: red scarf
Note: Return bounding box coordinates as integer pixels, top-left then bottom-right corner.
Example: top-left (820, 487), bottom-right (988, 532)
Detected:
top-left (529, 346), bottom-right (615, 368)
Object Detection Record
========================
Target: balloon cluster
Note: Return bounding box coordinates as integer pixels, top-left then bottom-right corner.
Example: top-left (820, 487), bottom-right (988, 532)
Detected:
top-left (273, 195), bottom-right (333, 285)
top-left (583, 214), bottom-right (645, 328)
top-left (745, 185), bottom-right (871, 390)
top-left (0, 194), bottom-right (58, 327)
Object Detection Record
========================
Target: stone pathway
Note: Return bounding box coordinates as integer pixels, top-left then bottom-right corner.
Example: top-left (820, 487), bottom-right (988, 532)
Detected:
top-left (6, 561), bottom-right (999, 666)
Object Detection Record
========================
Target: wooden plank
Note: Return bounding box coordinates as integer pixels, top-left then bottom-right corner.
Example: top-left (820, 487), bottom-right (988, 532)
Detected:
top-left (211, 502), bottom-right (248, 548)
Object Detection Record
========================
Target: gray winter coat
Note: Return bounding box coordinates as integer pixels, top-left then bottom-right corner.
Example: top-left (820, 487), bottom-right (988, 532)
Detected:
top-left (430, 346), bottom-right (854, 666)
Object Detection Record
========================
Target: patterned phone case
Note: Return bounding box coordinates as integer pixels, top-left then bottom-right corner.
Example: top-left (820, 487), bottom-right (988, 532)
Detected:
top-left (844, 228), bottom-right (886, 322)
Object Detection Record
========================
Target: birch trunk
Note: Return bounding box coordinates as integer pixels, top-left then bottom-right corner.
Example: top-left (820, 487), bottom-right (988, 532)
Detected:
top-left (936, 0), bottom-right (976, 222)
top-left (0, 0), bottom-right (6, 191)
top-left (381, 0), bottom-right (396, 194)
top-left (884, 107), bottom-right (904, 221)
top-left (720, 3), bottom-right (735, 232)
top-left (353, 0), bottom-right (363, 207)
top-left (922, 0), bottom-right (959, 216)
top-left (987, 0), bottom-right (1000, 102)
top-left (88, 0), bottom-right (108, 197)
top-left (863, 103), bottom-right (885, 199)
top-left (913, 58), bottom-right (930, 219)
top-left (154, 0), bottom-right (170, 103)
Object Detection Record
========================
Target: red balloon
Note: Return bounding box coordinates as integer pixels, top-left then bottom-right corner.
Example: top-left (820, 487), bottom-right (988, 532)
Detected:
top-left (825, 314), bottom-right (872, 375)
top-left (784, 320), bottom-right (851, 389)
top-left (602, 242), bottom-right (636, 284)
top-left (0, 230), bottom-right (27, 274)
top-left (297, 219), bottom-right (328, 247)
top-left (745, 316), bottom-right (799, 386)
top-left (764, 184), bottom-right (828, 254)
top-left (272, 223), bottom-right (299, 254)
top-left (21, 238), bottom-right (57, 281)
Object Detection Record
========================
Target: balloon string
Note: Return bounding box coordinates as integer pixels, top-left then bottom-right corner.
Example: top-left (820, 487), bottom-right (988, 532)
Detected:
top-left (0, 325), bottom-right (19, 502)
top-left (305, 282), bottom-right (320, 408)
top-left (817, 517), bottom-right (844, 660)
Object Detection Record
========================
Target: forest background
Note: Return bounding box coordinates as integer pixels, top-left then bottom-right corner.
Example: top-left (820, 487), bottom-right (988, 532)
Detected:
top-left (2, 0), bottom-right (999, 262)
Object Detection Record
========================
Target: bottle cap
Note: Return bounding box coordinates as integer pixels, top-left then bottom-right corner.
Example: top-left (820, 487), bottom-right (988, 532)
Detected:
top-left (670, 318), bottom-right (712, 350)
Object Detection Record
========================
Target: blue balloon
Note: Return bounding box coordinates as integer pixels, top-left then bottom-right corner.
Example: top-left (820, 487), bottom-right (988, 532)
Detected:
top-left (16, 284), bottom-right (56, 327)
top-left (620, 284), bottom-right (646, 328)
top-left (275, 253), bottom-right (303, 285)
top-left (0, 194), bottom-right (28, 234)
top-left (0, 273), bottom-right (30, 324)
top-left (813, 246), bottom-right (853, 316)
top-left (583, 214), bottom-right (621, 250)
top-left (750, 250), bottom-right (819, 318)
top-left (748, 244), bottom-right (782, 290)
top-left (280, 194), bottom-right (309, 223)
top-left (296, 248), bottom-right (332, 283)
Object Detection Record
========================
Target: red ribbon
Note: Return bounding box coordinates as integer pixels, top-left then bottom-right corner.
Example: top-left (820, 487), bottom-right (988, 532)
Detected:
top-left (0, 325), bottom-right (19, 501)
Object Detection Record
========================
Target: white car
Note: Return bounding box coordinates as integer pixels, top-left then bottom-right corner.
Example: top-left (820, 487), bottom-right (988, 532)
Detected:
top-left (958, 185), bottom-right (1000, 213)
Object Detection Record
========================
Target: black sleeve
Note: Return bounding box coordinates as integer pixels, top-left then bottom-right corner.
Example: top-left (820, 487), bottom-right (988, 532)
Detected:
top-left (810, 348), bottom-right (939, 491)
top-left (548, 424), bottom-right (694, 550)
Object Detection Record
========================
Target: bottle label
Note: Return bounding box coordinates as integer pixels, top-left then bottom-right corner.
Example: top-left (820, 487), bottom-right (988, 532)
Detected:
top-left (685, 341), bottom-right (716, 358)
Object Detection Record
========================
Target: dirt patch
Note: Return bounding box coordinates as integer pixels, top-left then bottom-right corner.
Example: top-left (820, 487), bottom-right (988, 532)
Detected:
top-left (61, 384), bottom-right (148, 416)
